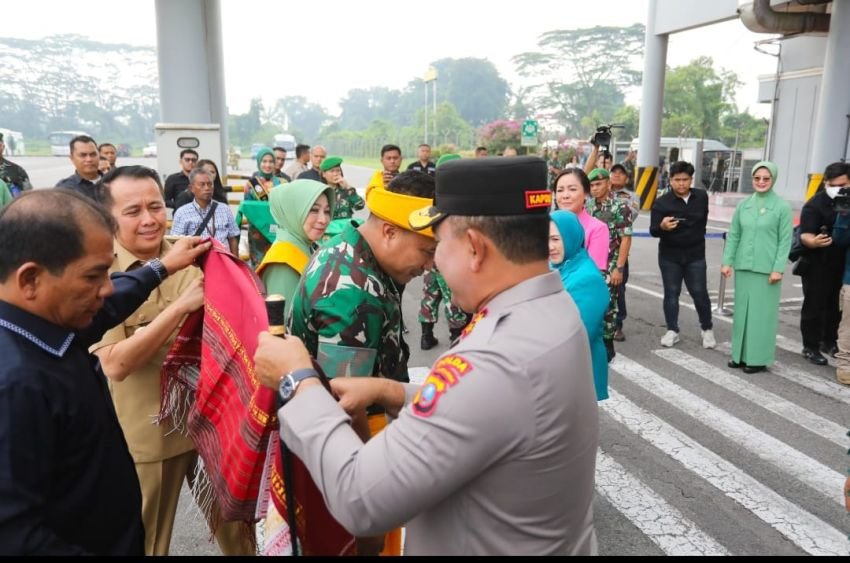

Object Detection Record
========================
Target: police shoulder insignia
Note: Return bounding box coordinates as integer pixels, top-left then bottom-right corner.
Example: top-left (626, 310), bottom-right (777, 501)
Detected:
top-left (460, 307), bottom-right (488, 340)
top-left (411, 355), bottom-right (474, 418)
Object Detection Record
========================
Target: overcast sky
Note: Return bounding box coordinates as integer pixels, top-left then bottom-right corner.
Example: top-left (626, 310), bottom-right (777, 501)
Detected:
top-left (6, 0), bottom-right (777, 118)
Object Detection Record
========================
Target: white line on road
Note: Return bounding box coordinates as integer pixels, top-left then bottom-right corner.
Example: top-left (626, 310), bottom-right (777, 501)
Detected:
top-left (716, 341), bottom-right (845, 402)
top-left (602, 389), bottom-right (847, 555)
top-left (628, 282), bottom-right (826, 363)
top-left (595, 451), bottom-right (730, 556)
top-left (654, 349), bottom-right (847, 447)
top-left (610, 354), bottom-right (844, 507)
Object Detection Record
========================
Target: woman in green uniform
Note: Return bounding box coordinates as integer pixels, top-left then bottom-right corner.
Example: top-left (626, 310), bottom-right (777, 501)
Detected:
top-left (721, 161), bottom-right (793, 373)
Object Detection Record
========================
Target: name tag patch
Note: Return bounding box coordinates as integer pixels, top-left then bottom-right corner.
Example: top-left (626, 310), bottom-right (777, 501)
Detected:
top-left (411, 355), bottom-right (473, 418)
top-left (525, 190), bottom-right (552, 209)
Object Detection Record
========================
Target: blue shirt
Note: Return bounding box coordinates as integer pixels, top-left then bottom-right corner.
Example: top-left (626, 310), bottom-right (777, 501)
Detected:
top-left (0, 266), bottom-right (162, 555)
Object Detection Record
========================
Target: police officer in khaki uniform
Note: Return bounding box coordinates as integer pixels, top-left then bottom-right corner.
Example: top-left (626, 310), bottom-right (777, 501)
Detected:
top-left (254, 156), bottom-right (599, 555)
top-left (90, 166), bottom-right (253, 556)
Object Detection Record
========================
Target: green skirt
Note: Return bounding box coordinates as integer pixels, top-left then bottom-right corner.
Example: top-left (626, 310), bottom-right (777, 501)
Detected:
top-left (731, 270), bottom-right (781, 366)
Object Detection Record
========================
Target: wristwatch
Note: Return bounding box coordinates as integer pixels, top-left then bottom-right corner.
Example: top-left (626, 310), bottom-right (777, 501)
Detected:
top-left (147, 258), bottom-right (169, 282)
top-left (616, 265), bottom-right (625, 273)
top-left (278, 367), bottom-right (320, 404)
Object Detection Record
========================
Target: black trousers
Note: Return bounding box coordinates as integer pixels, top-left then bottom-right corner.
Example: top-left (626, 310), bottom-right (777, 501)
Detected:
top-left (800, 262), bottom-right (843, 349)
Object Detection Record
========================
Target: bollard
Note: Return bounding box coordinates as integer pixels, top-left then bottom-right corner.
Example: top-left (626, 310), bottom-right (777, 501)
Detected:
top-left (713, 231), bottom-right (733, 316)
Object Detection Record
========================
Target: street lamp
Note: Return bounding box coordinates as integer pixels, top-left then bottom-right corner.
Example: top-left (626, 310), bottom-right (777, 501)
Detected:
top-left (423, 66), bottom-right (438, 145)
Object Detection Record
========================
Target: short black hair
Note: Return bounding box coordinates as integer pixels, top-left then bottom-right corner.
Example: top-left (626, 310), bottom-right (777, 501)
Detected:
top-left (475, 146), bottom-right (488, 153)
top-left (0, 189), bottom-right (116, 281)
top-left (386, 170), bottom-right (435, 199)
top-left (273, 146), bottom-right (287, 154)
top-left (824, 162), bottom-right (850, 182)
top-left (100, 165), bottom-right (163, 210)
top-left (553, 168), bottom-right (591, 194)
top-left (449, 214), bottom-right (549, 264)
top-left (70, 135), bottom-right (97, 154)
top-left (381, 144), bottom-right (402, 157)
top-left (98, 142), bottom-right (116, 151)
top-left (295, 144), bottom-right (310, 158)
top-left (179, 148), bottom-right (199, 160)
top-left (669, 161), bottom-right (695, 177)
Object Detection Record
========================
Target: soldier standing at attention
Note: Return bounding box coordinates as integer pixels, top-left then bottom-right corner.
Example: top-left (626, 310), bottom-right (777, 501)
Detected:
top-left (286, 170), bottom-right (437, 555)
top-left (255, 156), bottom-right (599, 555)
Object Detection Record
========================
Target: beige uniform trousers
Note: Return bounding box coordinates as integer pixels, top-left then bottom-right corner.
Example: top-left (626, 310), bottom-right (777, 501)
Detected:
top-left (136, 450), bottom-right (256, 556)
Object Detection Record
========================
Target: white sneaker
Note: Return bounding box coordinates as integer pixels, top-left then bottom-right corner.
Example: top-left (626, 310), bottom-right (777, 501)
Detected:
top-left (701, 329), bottom-right (716, 349)
top-left (660, 330), bottom-right (680, 347)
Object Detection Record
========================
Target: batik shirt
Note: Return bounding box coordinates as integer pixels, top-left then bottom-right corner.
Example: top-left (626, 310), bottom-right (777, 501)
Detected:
top-left (289, 221), bottom-right (409, 382)
top-left (331, 187), bottom-right (365, 220)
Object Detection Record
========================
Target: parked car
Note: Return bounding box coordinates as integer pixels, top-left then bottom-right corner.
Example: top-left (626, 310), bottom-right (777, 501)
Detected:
top-left (116, 143), bottom-right (131, 157)
top-left (142, 142), bottom-right (157, 157)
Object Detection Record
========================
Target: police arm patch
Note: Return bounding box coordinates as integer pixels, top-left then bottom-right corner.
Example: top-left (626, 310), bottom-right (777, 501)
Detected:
top-left (411, 355), bottom-right (473, 418)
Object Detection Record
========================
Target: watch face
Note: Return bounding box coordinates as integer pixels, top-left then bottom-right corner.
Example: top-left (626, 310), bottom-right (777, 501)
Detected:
top-left (279, 374), bottom-right (295, 402)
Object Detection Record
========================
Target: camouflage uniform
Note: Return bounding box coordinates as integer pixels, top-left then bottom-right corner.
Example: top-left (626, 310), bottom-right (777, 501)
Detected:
top-left (332, 186), bottom-right (365, 220)
top-left (289, 220), bottom-right (409, 382)
top-left (0, 158), bottom-right (32, 193)
top-left (418, 268), bottom-right (471, 330)
top-left (587, 196), bottom-right (634, 341)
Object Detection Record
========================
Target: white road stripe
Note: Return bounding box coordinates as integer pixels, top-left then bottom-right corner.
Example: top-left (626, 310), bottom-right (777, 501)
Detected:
top-left (602, 389), bottom-right (847, 555)
top-left (654, 349), bottom-right (847, 447)
top-left (610, 355), bottom-right (844, 506)
top-left (595, 451), bottom-right (730, 556)
top-left (628, 282), bottom-right (834, 365)
top-left (716, 342), bottom-right (850, 406)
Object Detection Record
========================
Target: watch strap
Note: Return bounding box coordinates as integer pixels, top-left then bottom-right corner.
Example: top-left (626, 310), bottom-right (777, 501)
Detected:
top-left (147, 257), bottom-right (169, 282)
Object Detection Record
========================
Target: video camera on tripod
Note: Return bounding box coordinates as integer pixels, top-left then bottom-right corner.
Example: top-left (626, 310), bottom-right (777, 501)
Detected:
top-left (591, 123), bottom-right (625, 150)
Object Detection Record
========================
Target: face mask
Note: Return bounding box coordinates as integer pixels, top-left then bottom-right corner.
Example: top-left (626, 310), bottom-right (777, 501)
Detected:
top-left (826, 186), bottom-right (842, 199)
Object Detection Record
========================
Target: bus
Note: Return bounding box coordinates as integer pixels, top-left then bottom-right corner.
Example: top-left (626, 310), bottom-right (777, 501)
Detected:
top-left (48, 130), bottom-right (89, 156)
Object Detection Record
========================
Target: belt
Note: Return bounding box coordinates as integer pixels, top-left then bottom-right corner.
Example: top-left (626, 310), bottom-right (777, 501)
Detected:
top-left (366, 404), bottom-right (386, 416)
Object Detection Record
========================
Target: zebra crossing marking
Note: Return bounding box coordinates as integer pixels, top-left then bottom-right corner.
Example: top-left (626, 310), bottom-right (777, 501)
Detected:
top-left (595, 451), bottom-right (730, 556)
top-left (654, 348), bottom-right (847, 447)
top-left (602, 388), bottom-right (847, 555)
top-left (610, 354), bottom-right (844, 506)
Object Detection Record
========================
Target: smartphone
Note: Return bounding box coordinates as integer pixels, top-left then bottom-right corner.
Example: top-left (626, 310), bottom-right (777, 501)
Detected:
top-left (672, 217), bottom-right (688, 222)
top-left (819, 225), bottom-right (831, 236)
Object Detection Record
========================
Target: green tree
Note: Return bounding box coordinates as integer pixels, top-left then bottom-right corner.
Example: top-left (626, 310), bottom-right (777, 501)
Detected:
top-left (720, 111), bottom-right (769, 149)
top-left (662, 56), bottom-right (737, 140)
top-left (265, 96), bottom-right (329, 142)
top-left (513, 24), bottom-right (644, 137)
top-left (430, 58), bottom-right (509, 125)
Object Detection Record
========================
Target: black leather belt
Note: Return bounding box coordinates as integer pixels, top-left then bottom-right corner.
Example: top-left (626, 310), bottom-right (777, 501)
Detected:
top-left (366, 404), bottom-right (386, 416)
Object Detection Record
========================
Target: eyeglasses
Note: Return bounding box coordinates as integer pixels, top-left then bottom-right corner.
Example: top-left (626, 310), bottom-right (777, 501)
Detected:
top-left (183, 157), bottom-right (198, 163)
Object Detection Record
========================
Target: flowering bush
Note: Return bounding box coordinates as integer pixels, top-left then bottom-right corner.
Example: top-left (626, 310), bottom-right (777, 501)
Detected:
top-left (478, 119), bottom-right (522, 154)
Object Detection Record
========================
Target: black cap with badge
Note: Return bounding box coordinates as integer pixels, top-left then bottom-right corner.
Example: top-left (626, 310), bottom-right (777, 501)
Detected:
top-left (409, 155), bottom-right (550, 231)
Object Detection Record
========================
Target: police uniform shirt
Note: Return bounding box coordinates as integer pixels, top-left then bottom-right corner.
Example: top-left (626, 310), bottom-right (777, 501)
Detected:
top-left (281, 271), bottom-right (599, 555)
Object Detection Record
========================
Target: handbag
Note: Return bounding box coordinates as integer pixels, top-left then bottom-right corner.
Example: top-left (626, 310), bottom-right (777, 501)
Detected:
top-left (788, 225), bottom-right (806, 262)
top-left (792, 253), bottom-right (812, 276)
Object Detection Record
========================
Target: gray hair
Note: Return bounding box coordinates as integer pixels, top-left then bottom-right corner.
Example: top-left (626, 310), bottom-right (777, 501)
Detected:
top-left (189, 167), bottom-right (211, 186)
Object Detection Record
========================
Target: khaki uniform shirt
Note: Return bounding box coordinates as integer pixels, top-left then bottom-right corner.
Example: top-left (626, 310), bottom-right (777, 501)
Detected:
top-left (90, 240), bottom-right (199, 463)
top-left (282, 272), bottom-right (599, 555)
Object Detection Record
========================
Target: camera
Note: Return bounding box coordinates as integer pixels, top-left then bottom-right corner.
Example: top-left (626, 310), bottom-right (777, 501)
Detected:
top-left (591, 123), bottom-right (624, 149)
top-left (833, 187), bottom-right (850, 213)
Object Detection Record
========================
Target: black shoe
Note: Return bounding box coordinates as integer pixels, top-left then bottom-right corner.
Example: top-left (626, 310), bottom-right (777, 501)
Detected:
top-left (727, 360), bottom-right (745, 369)
top-left (820, 343), bottom-right (839, 358)
top-left (448, 327), bottom-right (463, 343)
top-left (802, 348), bottom-right (828, 366)
top-left (743, 365), bottom-right (766, 374)
top-left (420, 323), bottom-right (438, 351)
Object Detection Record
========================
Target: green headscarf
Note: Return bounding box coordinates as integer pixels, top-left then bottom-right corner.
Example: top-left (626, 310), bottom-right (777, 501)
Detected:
top-left (269, 179), bottom-right (335, 252)
top-left (255, 146), bottom-right (276, 181)
top-left (751, 160), bottom-right (778, 191)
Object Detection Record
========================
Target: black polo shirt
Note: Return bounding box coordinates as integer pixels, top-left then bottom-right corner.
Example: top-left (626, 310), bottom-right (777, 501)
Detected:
top-left (406, 161), bottom-right (436, 176)
top-left (799, 190), bottom-right (845, 269)
top-left (649, 187), bottom-right (709, 262)
top-left (55, 173), bottom-right (103, 203)
top-left (0, 267), bottom-right (162, 554)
